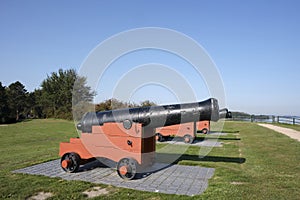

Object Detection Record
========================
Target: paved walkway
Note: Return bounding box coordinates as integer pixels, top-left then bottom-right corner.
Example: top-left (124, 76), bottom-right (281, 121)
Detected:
top-left (258, 124), bottom-right (300, 142)
top-left (158, 132), bottom-right (227, 147)
top-left (13, 159), bottom-right (215, 196)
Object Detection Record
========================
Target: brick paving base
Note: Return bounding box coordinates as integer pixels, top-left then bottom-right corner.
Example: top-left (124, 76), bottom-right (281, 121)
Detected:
top-left (13, 159), bottom-right (215, 196)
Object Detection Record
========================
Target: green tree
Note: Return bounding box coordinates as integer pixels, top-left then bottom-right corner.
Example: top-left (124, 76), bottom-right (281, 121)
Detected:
top-left (39, 68), bottom-right (95, 119)
top-left (30, 89), bottom-right (46, 118)
top-left (140, 100), bottom-right (157, 107)
top-left (95, 98), bottom-right (156, 112)
top-left (95, 98), bottom-right (135, 112)
top-left (0, 82), bottom-right (10, 123)
top-left (72, 74), bottom-right (96, 120)
top-left (6, 81), bottom-right (28, 121)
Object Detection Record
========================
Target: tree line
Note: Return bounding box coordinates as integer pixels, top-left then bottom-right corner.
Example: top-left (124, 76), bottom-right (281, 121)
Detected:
top-left (0, 69), bottom-right (156, 124)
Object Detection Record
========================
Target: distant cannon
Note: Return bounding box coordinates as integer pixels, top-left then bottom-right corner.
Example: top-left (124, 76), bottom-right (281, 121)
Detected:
top-left (219, 108), bottom-right (232, 119)
top-left (155, 108), bottom-right (231, 144)
top-left (60, 98), bottom-right (220, 179)
top-left (155, 121), bottom-right (210, 143)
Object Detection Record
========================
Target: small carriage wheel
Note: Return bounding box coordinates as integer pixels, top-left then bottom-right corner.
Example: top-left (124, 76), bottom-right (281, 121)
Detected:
top-left (61, 152), bottom-right (81, 173)
top-left (202, 128), bottom-right (208, 134)
top-left (117, 157), bottom-right (137, 180)
top-left (156, 133), bottom-right (164, 142)
top-left (183, 134), bottom-right (194, 144)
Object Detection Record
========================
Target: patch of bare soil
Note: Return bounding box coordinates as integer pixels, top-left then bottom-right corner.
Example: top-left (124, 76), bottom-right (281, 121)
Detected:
top-left (26, 192), bottom-right (53, 200)
top-left (230, 181), bottom-right (245, 185)
top-left (82, 186), bottom-right (109, 198)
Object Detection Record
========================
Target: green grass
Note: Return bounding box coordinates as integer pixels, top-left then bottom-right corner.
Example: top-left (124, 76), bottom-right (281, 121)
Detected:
top-left (0, 120), bottom-right (299, 199)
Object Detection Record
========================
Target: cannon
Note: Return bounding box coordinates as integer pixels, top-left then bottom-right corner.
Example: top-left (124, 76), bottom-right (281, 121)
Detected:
top-left (219, 108), bottom-right (232, 119)
top-left (76, 98), bottom-right (220, 133)
top-left (155, 108), bottom-right (231, 144)
top-left (156, 121), bottom-right (210, 144)
top-left (59, 98), bottom-right (219, 179)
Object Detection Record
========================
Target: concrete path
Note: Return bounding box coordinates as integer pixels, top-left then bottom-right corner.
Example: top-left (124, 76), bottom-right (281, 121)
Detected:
top-left (13, 159), bottom-right (215, 196)
top-left (258, 123), bottom-right (300, 142)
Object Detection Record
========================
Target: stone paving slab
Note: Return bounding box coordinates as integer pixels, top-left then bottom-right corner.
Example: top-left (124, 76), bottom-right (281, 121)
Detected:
top-left (206, 132), bottom-right (228, 136)
top-left (13, 159), bottom-right (215, 196)
top-left (157, 132), bottom-right (227, 147)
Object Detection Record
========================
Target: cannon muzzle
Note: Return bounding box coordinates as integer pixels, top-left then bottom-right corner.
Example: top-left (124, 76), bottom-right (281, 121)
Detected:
top-left (77, 98), bottom-right (220, 133)
top-left (219, 108), bottom-right (232, 119)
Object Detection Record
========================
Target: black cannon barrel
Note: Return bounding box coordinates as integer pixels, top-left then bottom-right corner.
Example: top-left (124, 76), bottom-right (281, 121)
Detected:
top-left (77, 98), bottom-right (219, 133)
top-left (219, 108), bottom-right (232, 119)
top-left (227, 111), bottom-right (232, 118)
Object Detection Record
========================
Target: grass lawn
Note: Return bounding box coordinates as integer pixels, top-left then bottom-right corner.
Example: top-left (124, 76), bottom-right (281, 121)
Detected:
top-left (0, 120), bottom-right (299, 199)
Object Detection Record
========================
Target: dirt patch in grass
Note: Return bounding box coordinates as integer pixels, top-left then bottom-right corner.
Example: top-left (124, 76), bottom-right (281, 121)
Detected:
top-left (26, 192), bottom-right (53, 200)
top-left (82, 186), bottom-right (109, 198)
top-left (146, 197), bottom-right (161, 200)
top-left (230, 182), bottom-right (245, 185)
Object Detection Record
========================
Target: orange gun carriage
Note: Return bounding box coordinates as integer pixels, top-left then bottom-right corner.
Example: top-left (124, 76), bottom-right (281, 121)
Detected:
top-left (59, 122), bottom-right (155, 180)
top-left (155, 120), bottom-right (210, 144)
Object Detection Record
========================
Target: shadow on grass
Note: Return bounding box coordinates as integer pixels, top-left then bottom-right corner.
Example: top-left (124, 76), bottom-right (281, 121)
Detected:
top-left (176, 154), bottom-right (246, 164)
top-left (161, 136), bottom-right (240, 142)
top-left (196, 136), bottom-right (241, 141)
top-left (207, 130), bottom-right (240, 134)
top-left (156, 153), bottom-right (246, 165)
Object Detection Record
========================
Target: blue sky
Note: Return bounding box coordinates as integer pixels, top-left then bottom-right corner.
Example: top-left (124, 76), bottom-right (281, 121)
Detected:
top-left (0, 0), bottom-right (300, 115)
